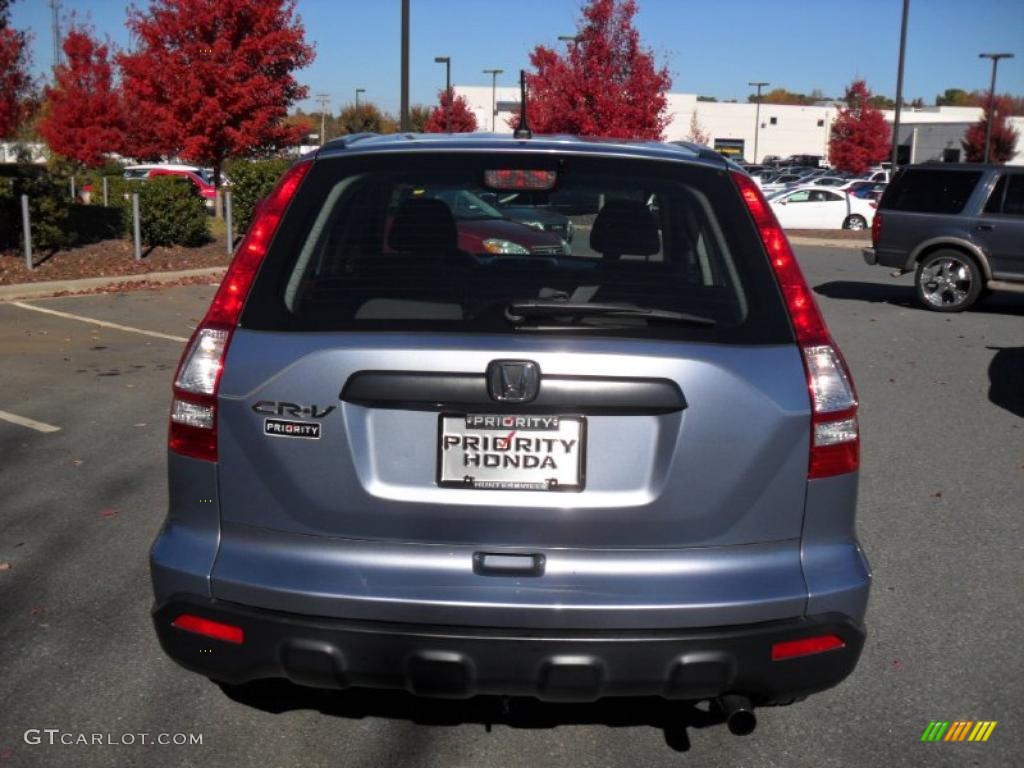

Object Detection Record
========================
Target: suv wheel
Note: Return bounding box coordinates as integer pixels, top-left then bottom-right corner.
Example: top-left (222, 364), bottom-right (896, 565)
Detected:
top-left (915, 250), bottom-right (982, 312)
top-left (842, 214), bottom-right (867, 230)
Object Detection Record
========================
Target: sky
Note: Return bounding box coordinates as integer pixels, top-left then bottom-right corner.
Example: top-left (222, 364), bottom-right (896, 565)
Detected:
top-left (10, 0), bottom-right (1024, 116)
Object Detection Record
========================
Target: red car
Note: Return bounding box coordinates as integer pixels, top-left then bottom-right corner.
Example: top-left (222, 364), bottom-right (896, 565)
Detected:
top-left (415, 189), bottom-right (569, 255)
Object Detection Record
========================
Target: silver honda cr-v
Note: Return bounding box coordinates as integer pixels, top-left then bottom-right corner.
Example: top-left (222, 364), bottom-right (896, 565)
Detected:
top-left (151, 133), bottom-right (870, 735)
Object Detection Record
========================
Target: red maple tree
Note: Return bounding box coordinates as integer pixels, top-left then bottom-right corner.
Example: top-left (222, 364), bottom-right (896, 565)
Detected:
top-left (828, 80), bottom-right (891, 174)
top-left (424, 89), bottom-right (478, 133)
top-left (0, 0), bottom-right (33, 139)
top-left (117, 0), bottom-right (314, 185)
top-left (962, 95), bottom-right (1019, 163)
top-left (512, 0), bottom-right (671, 139)
top-left (38, 28), bottom-right (126, 167)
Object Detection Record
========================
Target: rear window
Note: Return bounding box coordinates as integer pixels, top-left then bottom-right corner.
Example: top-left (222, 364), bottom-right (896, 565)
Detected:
top-left (881, 168), bottom-right (982, 214)
top-left (242, 153), bottom-right (792, 344)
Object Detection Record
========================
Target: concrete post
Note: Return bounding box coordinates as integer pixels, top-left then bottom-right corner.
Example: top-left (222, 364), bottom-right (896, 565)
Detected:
top-left (225, 190), bottom-right (233, 256)
top-left (132, 193), bottom-right (142, 261)
top-left (102, 176), bottom-right (109, 207)
top-left (21, 194), bottom-right (32, 271)
top-left (70, 175), bottom-right (76, 201)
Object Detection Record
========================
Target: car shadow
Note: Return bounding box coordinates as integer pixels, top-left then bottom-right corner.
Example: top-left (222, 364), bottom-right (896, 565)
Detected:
top-left (813, 281), bottom-right (1024, 316)
top-left (986, 347), bottom-right (1024, 418)
top-left (218, 680), bottom-right (733, 752)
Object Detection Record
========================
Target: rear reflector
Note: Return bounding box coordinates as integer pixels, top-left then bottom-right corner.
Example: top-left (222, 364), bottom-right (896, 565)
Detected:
top-left (168, 160), bottom-right (312, 463)
top-left (170, 614), bottom-right (244, 644)
top-left (732, 171), bottom-right (859, 479)
top-left (771, 634), bottom-right (845, 661)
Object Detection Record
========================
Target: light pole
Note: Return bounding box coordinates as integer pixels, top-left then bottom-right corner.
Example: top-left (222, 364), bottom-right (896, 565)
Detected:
top-left (434, 56), bottom-right (451, 133)
top-left (482, 69), bottom-right (503, 132)
top-left (315, 92), bottom-right (330, 146)
top-left (891, 0), bottom-right (910, 169)
top-left (355, 88), bottom-right (365, 111)
top-left (749, 81), bottom-right (769, 163)
top-left (979, 52), bottom-right (1014, 163)
top-left (400, 0), bottom-right (409, 131)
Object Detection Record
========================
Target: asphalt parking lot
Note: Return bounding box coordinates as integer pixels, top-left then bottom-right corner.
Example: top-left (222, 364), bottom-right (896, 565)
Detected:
top-left (0, 244), bottom-right (1021, 768)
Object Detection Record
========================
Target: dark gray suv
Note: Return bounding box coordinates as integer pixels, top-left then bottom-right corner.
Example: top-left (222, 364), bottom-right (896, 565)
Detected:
top-left (151, 134), bottom-right (870, 735)
top-left (863, 163), bottom-right (1024, 311)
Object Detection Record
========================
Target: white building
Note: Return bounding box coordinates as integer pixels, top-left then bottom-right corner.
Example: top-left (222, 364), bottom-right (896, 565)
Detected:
top-left (456, 86), bottom-right (1024, 165)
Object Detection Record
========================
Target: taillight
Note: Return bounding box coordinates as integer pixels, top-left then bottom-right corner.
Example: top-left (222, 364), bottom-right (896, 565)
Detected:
top-left (871, 210), bottom-right (883, 247)
top-left (168, 159), bottom-right (312, 462)
top-left (732, 171), bottom-right (859, 479)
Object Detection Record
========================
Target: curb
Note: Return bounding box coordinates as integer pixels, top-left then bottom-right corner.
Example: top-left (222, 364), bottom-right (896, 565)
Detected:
top-left (0, 267), bottom-right (226, 301)
top-left (788, 237), bottom-right (870, 250)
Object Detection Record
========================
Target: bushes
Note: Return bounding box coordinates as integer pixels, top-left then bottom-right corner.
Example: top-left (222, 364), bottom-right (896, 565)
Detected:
top-left (225, 158), bottom-right (290, 234)
top-left (0, 169), bottom-right (73, 251)
top-left (134, 175), bottom-right (209, 247)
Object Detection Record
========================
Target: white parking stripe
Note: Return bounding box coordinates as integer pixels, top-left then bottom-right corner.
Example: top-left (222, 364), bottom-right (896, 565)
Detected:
top-left (9, 301), bottom-right (189, 343)
top-left (0, 410), bottom-right (61, 433)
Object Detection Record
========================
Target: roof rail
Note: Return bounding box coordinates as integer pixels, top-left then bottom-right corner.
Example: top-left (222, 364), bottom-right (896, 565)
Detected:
top-left (666, 140), bottom-right (727, 164)
top-left (322, 132), bottom-right (380, 149)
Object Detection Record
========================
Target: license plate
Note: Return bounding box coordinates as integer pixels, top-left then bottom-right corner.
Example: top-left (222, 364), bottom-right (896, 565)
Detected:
top-left (437, 414), bottom-right (585, 491)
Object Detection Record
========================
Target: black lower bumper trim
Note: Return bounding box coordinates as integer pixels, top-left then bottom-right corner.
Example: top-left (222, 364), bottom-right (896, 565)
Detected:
top-left (153, 597), bottom-right (865, 703)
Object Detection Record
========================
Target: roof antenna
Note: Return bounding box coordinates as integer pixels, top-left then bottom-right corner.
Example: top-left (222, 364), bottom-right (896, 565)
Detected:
top-left (513, 69), bottom-right (532, 140)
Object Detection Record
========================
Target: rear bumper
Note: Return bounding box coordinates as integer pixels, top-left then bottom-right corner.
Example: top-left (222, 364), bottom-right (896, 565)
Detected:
top-left (153, 597), bottom-right (865, 703)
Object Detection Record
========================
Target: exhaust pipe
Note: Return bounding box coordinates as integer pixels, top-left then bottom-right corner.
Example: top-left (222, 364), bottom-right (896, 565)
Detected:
top-left (718, 694), bottom-right (757, 736)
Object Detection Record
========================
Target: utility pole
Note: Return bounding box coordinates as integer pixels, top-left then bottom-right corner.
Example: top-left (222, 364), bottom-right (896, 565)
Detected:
top-left (315, 93), bottom-right (331, 146)
top-left (482, 69), bottom-right (503, 132)
top-left (434, 56), bottom-right (451, 133)
top-left (355, 88), bottom-right (365, 111)
top-left (891, 0), bottom-right (910, 169)
top-left (49, 0), bottom-right (62, 70)
top-left (979, 52), bottom-right (1014, 163)
top-left (400, 0), bottom-right (410, 131)
top-left (749, 81), bottom-right (769, 163)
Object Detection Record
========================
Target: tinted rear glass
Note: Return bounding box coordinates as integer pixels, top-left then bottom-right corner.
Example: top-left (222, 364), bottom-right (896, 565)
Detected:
top-left (881, 168), bottom-right (982, 214)
top-left (243, 153), bottom-right (792, 344)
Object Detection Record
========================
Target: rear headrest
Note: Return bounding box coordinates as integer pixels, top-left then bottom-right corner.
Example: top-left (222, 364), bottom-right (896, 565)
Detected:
top-left (589, 199), bottom-right (660, 258)
top-left (388, 198), bottom-right (458, 254)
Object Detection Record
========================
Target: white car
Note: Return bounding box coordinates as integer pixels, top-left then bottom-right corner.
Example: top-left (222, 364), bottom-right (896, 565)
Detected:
top-left (769, 186), bottom-right (875, 230)
top-left (856, 168), bottom-right (890, 184)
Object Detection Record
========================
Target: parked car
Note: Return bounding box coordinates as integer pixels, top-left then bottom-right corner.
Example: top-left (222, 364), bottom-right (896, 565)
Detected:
top-left (152, 133), bottom-right (868, 734)
top-left (488, 190), bottom-right (575, 242)
top-left (864, 163), bottom-right (1024, 311)
top-left (123, 164), bottom-right (217, 209)
top-left (770, 186), bottom-right (876, 230)
top-left (759, 173), bottom-right (806, 194)
top-left (808, 176), bottom-right (850, 187)
top-left (413, 188), bottom-right (569, 255)
top-left (856, 168), bottom-right (890, 184)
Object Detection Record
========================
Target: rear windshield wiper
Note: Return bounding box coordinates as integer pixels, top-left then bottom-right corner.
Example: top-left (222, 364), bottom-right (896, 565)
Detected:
top-left (505, 300), bottom-right (716, 327)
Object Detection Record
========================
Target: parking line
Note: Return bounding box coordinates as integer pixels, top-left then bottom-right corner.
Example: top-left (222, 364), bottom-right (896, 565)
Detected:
top-left (0, 410), bottom-right (61, 433)
top-left (9, 301), bottom-right (189, 343)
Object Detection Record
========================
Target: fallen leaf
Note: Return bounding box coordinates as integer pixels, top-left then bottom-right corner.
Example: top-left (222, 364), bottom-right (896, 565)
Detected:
top-left (930, 491), bottom-right (943, 498)
top-left (891, 659), bottom-right (903, 672)
top-left (0, 562), bottom-right (11, 572)
top-left (0, 747), bottom-right (13, 760)
top-left (30, 606), bottom-right (45, 615)
top-left (99, 508), bottom-right (119, 517)
top-left (133, 423), bottom-right (147, 428)
top-left (71, 459), bottom-right (83, 466)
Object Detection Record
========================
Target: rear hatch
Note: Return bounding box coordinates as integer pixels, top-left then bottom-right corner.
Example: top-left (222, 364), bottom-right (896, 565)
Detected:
top-left (215, 150), bottom-right (809, 550)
